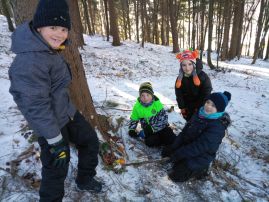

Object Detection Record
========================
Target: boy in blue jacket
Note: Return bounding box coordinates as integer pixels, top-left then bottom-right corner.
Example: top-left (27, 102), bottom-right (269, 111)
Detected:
top-left (9, 0), bottom-right (102, 201)
top-left (162, 91), bottom-right (231, 182)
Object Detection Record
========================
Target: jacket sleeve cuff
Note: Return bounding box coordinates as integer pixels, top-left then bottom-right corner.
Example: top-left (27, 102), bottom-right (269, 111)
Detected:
top-left (47, 133), bottom-right (63, 145)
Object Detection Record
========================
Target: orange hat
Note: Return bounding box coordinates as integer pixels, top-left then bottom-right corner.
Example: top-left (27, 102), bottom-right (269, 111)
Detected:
top-left (175, 49), bottom-right (200, 88)
top-left (176, 49), bottom-right (199, 63)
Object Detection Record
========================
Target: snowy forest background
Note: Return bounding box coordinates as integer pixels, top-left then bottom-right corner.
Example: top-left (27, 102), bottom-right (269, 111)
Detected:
top-left (0, 0), bottom-right (269, 201)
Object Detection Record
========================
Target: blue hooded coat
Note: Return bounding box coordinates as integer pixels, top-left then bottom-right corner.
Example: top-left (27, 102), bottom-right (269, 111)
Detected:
top-left (171, 113), bottom-right (231, 171)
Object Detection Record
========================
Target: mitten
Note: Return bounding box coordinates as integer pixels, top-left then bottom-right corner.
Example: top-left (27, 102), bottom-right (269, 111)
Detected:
top-left (161, 146), bottom-right (173, 158)
top-left (128, 130), bottom-right (138, 138)
top-left (138, 130), bottom-right (145, 139)
top-left (143, 124), bottom-right (154, 137)
top-left (49, 138), bottom-right (68, 168)
top-left (181, 108), bottom-right (188, 119)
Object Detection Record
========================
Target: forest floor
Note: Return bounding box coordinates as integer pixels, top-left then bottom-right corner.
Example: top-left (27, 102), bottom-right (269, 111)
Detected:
top-left (0, 16), bottom-right (269, 201)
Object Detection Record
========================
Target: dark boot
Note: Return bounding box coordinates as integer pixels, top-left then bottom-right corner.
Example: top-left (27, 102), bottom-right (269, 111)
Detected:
top-left (192, 168), bottom-right (209, 180)
top-left (76, 178), bottom-right (102, 193)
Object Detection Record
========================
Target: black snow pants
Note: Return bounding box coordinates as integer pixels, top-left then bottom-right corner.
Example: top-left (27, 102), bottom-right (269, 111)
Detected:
top-left (38, 111), bottom-right (99, 202)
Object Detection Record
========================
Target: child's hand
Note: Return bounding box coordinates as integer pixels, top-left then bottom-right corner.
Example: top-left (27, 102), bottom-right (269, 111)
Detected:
top-left (128, 130), bottom-right (138, 138)
top-left (161, 146), bottom-right (173, 158)
top-left (181, 108), bottom-right (188, 119)
top-left (49, 138), bottom-right (69, 168)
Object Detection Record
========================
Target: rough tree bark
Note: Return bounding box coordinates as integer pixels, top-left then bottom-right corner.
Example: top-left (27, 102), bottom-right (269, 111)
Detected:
top-left (108, 0), bottom-right (121, 46)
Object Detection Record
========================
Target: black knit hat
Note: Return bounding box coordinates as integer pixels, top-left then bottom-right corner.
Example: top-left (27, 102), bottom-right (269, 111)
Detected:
top-left (208, 91), bottom-right (231, 112)
top-left (139, 82), bottom-right (154, 96)
top-left (33, 0), bottom-right (71, 30)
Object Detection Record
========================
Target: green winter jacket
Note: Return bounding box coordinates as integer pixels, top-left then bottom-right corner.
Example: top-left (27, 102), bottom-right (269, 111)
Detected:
top-left (129, 96), bottom-right (168, 133)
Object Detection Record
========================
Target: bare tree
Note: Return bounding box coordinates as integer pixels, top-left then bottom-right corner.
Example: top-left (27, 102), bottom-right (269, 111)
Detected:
top-left (207, 0), bottom-right (215, 69)
top-left (169, 0), bottom-right (179, 53)
top-left (103, 0), bottom-right (110, 41)
top-left (1, 0), bottom-right (14, 31)
top-left (229, 0), bottom-right (245, 60)
top-left (265, 35), bottom-right (269, 60)
top-left (252, 0), bottom-right (266, 64)
top-left (81, 0), bottom-right (92, 35)
top-left (108, 0), bottom-right (121, 46)
top-left (133, 0), bottom-right (139, 43)
top-left (220, 0), bottom-right (231, 60)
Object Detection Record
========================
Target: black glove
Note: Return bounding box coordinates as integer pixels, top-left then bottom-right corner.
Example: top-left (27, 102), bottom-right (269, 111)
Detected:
top-left (161, 146), bottom-right (173, 158)
top-left (143, 124), bottom-right (154, 137)
top-left (128, 130), bottom-right (138, 138)
top-left (49, 139), bottom-right (68, 168)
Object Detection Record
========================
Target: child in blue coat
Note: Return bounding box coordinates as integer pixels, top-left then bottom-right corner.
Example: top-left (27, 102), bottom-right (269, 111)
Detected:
top-left (162, 91), bottom-right (231, 182)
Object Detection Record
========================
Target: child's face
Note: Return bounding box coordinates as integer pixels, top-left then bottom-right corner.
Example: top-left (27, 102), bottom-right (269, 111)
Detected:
top-left (37, 26), bottom-right (68, 49)
top-left (204, 100), bottom-right (217, 114)
top-left (181, 60), bottom-right (194, 75)
top-left (140, 92), bottom-right (153, 104)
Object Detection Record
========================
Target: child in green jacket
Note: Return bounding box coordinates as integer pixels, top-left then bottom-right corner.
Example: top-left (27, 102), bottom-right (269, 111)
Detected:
top-left (128, 82), bottom-right (176, 147)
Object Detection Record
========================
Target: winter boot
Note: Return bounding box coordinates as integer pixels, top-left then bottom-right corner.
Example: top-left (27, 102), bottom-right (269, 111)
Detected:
top-left (76, 178), bottom-right (102, 193)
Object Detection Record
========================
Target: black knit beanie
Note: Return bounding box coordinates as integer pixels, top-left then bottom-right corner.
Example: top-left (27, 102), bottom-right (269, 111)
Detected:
top-left (208, 91), bottom-right (231, 112)
top-left (139, 82), bottom-right (154, 96)
top-left (33, 0), bottom-right (71, 30)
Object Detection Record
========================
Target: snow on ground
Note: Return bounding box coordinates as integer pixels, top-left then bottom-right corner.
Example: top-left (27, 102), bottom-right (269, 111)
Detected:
top-left (0, 15), bottom-right (269, 201)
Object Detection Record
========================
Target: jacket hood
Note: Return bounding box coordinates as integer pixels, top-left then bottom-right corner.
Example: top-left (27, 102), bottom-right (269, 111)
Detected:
top-left (11, 22), bottom-right (51, 54)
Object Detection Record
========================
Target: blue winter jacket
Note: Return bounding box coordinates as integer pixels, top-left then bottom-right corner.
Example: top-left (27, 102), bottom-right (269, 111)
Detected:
top-left (9, 22), bottom-right (76, 140)
top-left (171, 113), bottom-right (231, 170)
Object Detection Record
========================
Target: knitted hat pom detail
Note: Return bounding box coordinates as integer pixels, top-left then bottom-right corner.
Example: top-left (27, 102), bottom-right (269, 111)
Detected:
top-left (175, 49), bottom-right (200, 88)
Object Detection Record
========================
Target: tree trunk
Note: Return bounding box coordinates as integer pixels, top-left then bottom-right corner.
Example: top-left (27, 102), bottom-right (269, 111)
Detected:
top-left (69, 0), bottom-right (84, 47)
top-left (265, 35), bottom-right (269, 60)
top-left (220, 0), bottom-right (231, 60)
top-left (188, 0), bottom-right (191, 48)
top-left (81, 0), bottom-right (92, 35)
top-left (153, 0), bottom-right (160, 44)
top-left (10, 0), bottom-right (37, 25)
top-left (87, 0), bottom-right (95, 34)
top-left (239, 0), bottom-right (259, 57)
top-left (165, 0), bottom-right (169, 46)
top-left (199, 0), bottom-right (206, 59)
top-left (1, 0), bottom-right (14, 31)
top-left (160, 0), bottom-right (165, 45)
top-left (121, 0), bottom-right (128, 40)
top-left (236, 0), bottom-right (245, 58)
top-left (169, 0), bottom-right (179, 53)
top-left (207, 0), bottom-right (215, 69)
top-left (141, 0), bottom-right (145, 47)
top-left (126, 0), bottom-right (131, 40)
top-left (252, 0), bottom-right (265, 64)
top-left (134, 0), bottom-right (140, 43)
top-left (108, 0), bottom-right (120, 46)
top-left (145, 0), bottom-right (151, 42)
top-left (103, 0), bottom-right (110, 41)
top-left (228, 1), bottom-right (241, 60)
top-left (191, 0), bottom-right (196, 49)
top-left (12, 0), bottom-right (106, 135)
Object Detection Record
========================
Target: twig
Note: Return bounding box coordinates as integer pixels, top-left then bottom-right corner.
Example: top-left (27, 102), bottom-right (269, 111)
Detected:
top-left (10, 145), bottom-right (35, 176)
top-left (96, 106), bottom-right (132, 111)
top-left (225, 169), bottom-right (269, 195)
top-left (0, 166), bottom-right (35, 191)
top-left (124, 157), bottom-right (169, 167)
top-left (212, 167), bottom-right (248, 201)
